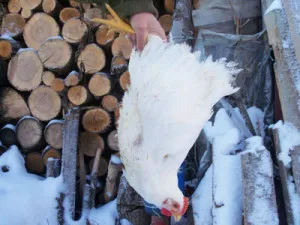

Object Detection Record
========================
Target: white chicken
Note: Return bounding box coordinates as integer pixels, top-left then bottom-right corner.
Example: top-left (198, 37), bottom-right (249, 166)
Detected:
top-left (117, 35), bottom-right (240, 220)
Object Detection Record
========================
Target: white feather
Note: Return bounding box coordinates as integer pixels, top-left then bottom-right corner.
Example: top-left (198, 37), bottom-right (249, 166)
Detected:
top-left (117, 35), bottom-right (240, 208)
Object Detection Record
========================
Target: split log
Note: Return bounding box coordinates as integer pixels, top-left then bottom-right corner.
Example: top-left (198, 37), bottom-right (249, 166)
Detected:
top-left (0, 124), bottom-right (17, 147)
top-left (77, 43), bottom-right (106, 74)
top-left (59, 7), bottom-right (80, 23)
top-left (0, 35), bottom-right (20, 60)
top-left (8, 0), bottom-right (22, 13)
top-left (104, 154), bottom-right (122, 203)
top-left (111, 36), bottom-right (133, 60)
top-left (110, 56), bottom-right (128, 76)
top-left (50, 78), bottom-right (65, 92)
top-left (38, 36), bottom-right (73, 73)
top-left (64, 71), bottom-right (81, 87)
top-left (82, 108), bottom-right (111, 133)
top-left (28, 86), bottom-right (61, 121)
top-left (164, 0), bottom-right (175, 14)
top-left (67, 85), bottom-right (90, 106)
top-left (1, 13), bottom-right (25, 38)
top-left (88, 72), bottom-right (111, 97)
top-left (241, 136), bottom-right (279, 225)
top-left (8, 48), bottom-right (43, 91)
top-left (44, 119), bottom-right (64, 149)
top-left (23, 13), bottom-right (60, 50)
top-left (20, 0), bottom-right (42, 11)
top-left (25, 152), bottom-right (45, 174)
top-left (61, 107), bottom-right (80, 219)
top-left (89, 156), bottom-right (108, 177)
top-left (42, 145), bottom-right (61, 165)
top-left (119, 71), bottom-right (130, 91)
top-left (42, 0), bottom-right (62, 16)
top-left (79, 131), bottom-right (104, 157)
top-left (42, 71), bottom-right (56, 86)
top-left (21, 8), bottom-right (32, 19)
top-left (62, 18), bottom-right (87, 44)
top-left (16, 116), bottom-right (44, 152)
top-left (101, 95), bottom-right (119, 112)
top-left (0, 87), bottom-right (30, 124)
top-left (95, 24), bottom-right (116, 48)
top-left (107, 130), bottom-right (119, 151)
top-left (46, 158), bottom-right (61, 178)
top-left (159, 14), bottom-right (173, 34)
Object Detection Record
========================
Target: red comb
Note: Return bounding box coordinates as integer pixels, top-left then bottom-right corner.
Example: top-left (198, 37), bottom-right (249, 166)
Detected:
top-left (161, 208), bottom-right (172, 217)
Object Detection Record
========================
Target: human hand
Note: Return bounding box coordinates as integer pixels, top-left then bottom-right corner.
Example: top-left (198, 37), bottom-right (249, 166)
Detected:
top-left (130, 12), bottom-right (167, 51)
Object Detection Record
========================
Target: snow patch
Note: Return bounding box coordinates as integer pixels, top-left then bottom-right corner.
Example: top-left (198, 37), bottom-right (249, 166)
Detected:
top-left (1, 124), bottom-right (16, 131)
top-left (264, 0), bottom-right (282, 15)
top-left (111, 155), bottom-right (122, 164)
top-left (17, 48), bottom-right (36, 54)
top-left (88, 199), bottom-right (118, 225)
top-left (287, 176), bottom-right (300, 224)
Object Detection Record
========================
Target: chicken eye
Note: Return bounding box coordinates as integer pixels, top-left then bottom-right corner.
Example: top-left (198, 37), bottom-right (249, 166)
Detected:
top-left (173, 203), bottom-right (179, 209)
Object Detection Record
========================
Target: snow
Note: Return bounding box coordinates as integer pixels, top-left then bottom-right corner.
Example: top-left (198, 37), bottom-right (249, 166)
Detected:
top-left (264, 0), bottom-right (282, 15)
top-left (120, 219), bottom-right (133, 225)
top-left (88, 200), bottom-right (118, 225)
top-left (46, 119), bottom-right (64, 127)
top-left (270, 121), bottom-right (300, 167)
top-left (1, 124), bottom-right (16, 131)
top-left (287, 176), bottom-right (300, 224)
top-left (0, 34), bottom-right (14, 41)
top-left (17, 48), bottom-right (36, 54)
top-left (192, 166), bottom-right (212, 225)
top-left (111, 155), bottom-right (122, 164)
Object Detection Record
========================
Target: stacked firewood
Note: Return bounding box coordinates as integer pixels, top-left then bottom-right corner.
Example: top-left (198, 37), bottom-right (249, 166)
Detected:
top-left (0, 0), bottom-right (174, 209)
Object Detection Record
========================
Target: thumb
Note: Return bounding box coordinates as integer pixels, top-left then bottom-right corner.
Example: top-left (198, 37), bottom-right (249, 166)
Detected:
top-left (135, 28), bottom-right (148, 51)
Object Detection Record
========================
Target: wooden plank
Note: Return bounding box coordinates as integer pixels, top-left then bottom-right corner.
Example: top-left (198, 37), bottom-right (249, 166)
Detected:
top-left (241, 137), bottom-right (279, 225)
top-left (291, 146), bottom-right (300, 196)
top-left (46, 158), bottom-right (61, 178)
top-left (61, 107), bottom-right (80, 219)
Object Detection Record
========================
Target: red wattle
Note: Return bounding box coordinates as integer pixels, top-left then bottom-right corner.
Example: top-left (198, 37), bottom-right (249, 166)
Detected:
top-left (181, 197), bottom-right (189, 215)
top-left (161, 208), bottom-right (172, 217)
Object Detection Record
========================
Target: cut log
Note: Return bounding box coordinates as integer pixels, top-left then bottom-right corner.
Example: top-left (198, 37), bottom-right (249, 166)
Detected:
top-left (0, 35), bottom-right (20, 60)
top-left (51, 78), bottom-right (65, 93)
top-left (62, 18), bottom-right (88, 44)
top-left (0, 87), bottom-right (30, 124)
top-left (104, 154), bottom-right (122, 203)
top-left (164, 0), bottom-right (175, 14)
top-left (119, 71), bottom-right (131, 91)
top-left (42, 71), bottom-right (56, 86)
top-left (20, 0), bottom-right (42, 10)
top-left (79, 131), bottom-right (104, 157)
top-left (25, 152), bottom-right (45, 174)
top-left (89, 156), bottom-right (108, 177)
top-left (8, 48), bottom-right (43, 91)
top-left (82, 108), bottom-right (111, 133)
top-left (44, 119), bottom-right (64, 149)
top-left (102, 95), bottom-right (119, 112)
top-left (64, 71), bottom-right (81, 87)
top-left (95, 24), bottom-right (115, 47)
top-left (159, 14), bottom-right (173, 34)
top-left (111, 36), bottom-right (133, 60)
top-left (110, 55), bottom-right (128, 76)
top-left (16, 116), bottom-right (44, 152)
top-left (46, 158), bottom-right (61, 178)
top-left (8, 0), bottom-right (22, 13)
top-left (84, 7), bottom-right (103, 21)
top-left (23, 13), bottom-right (60, 50)
top-left (1, 13), bottom-right (25, 38)
top-left (0, 124), bottom-right (17, 148)
top-left (77, 43), bottom-right (106, 74)
top-left (59, 7), bottom-right (80, 23)
top-left (42, 0), bottom-right (62, 16)
top-left (107, 130), bottom-right (119, 151)
top-left (28, 86), bottom-right (61, 121)
top-left (38, 36), bottom-right (72, 73)
top-left (67, 85), bottom-right (89, 106)
top-left (21, 8), bottom-right (32, 19)
top-left (88, 72), bottom-right (111, 97)
top-left (42, 145), bottom-right (61, 165)
top-left (69, 0), bottom-right (90, 10)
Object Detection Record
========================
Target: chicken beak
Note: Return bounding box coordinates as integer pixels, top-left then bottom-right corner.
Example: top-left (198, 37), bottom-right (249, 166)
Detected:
top-left (173, 214), bottom-right (181, 221)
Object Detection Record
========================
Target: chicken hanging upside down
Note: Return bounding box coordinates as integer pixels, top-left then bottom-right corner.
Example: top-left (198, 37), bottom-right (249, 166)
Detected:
top-left (92, 4), bottom-right (241, 221)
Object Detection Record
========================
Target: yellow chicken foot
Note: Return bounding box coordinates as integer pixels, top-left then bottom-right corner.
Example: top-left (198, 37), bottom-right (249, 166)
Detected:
top-left (91, 3), bottom-right (135, 34)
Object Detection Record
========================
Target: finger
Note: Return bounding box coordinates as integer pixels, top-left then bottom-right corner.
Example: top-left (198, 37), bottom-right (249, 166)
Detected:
top-left (136, 28), bottom-right (148, 51)
top-left (127, 33), bottom-right (136, 46)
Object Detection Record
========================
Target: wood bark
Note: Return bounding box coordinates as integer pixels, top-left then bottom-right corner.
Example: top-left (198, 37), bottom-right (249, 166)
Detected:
top-left (8, 0), bottom-right (22, 13)
top-left (107, 130), bottom-right (119, 151)
top-left (46, 158), bottom-right (61, 178)
top-left (62, 18), bottom-right (87, 44)
top-left (0, 87), bottom-right (30, 124)
top-left (42, 71), bottom-right (56, 86)
top-left (23, 13), bottom-right (60, 50)
top-left (77, 43), bottom-right (106, 74)
top-left (111, 56), bottom-right (128, 76)
top-left (0, 35), bottom-right (20, 60)
top-left (82, 108), bottom-right (111, 133)
top-left (111, 36), bottom-right (133, 60)
top-left (64, 71), bottom-right (81, 87)
top-left (16, 116), bottom-right (45, 152)
top-left (37, 36), bottom-right (72, 73)
top-left (0, 124), bottom-right (17, 148)
top-left (1, 13), bottom-right (25, 38)
top-left (28, 86), bottom-right (61, 121)
top-left (67, 85), bottom-right (90, 106)
top-left (59, 7), bottom-right (80, 23)
top-left (42, 145), bottom-right (62, 165)
top-left (291, 146), bottom-right (300, 196)
top-left (119, 71), bottom-right (130, 91)
top-left (88, 72), bottom-right (111, 97)
top-left (50, 78), bottom-right (65, 93)
top-left (8, 48), bottom-right (43, 91)
top-left (44, 119), bottom-right (64, 149)
top-left (101, 95), bottom-right (119, 112)
top-left (89, 156), bottom-right (108, 177)
top-left (79, 131), bottom-right (104, 157)
top-left (25, 152), bottom-right (45, 174)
